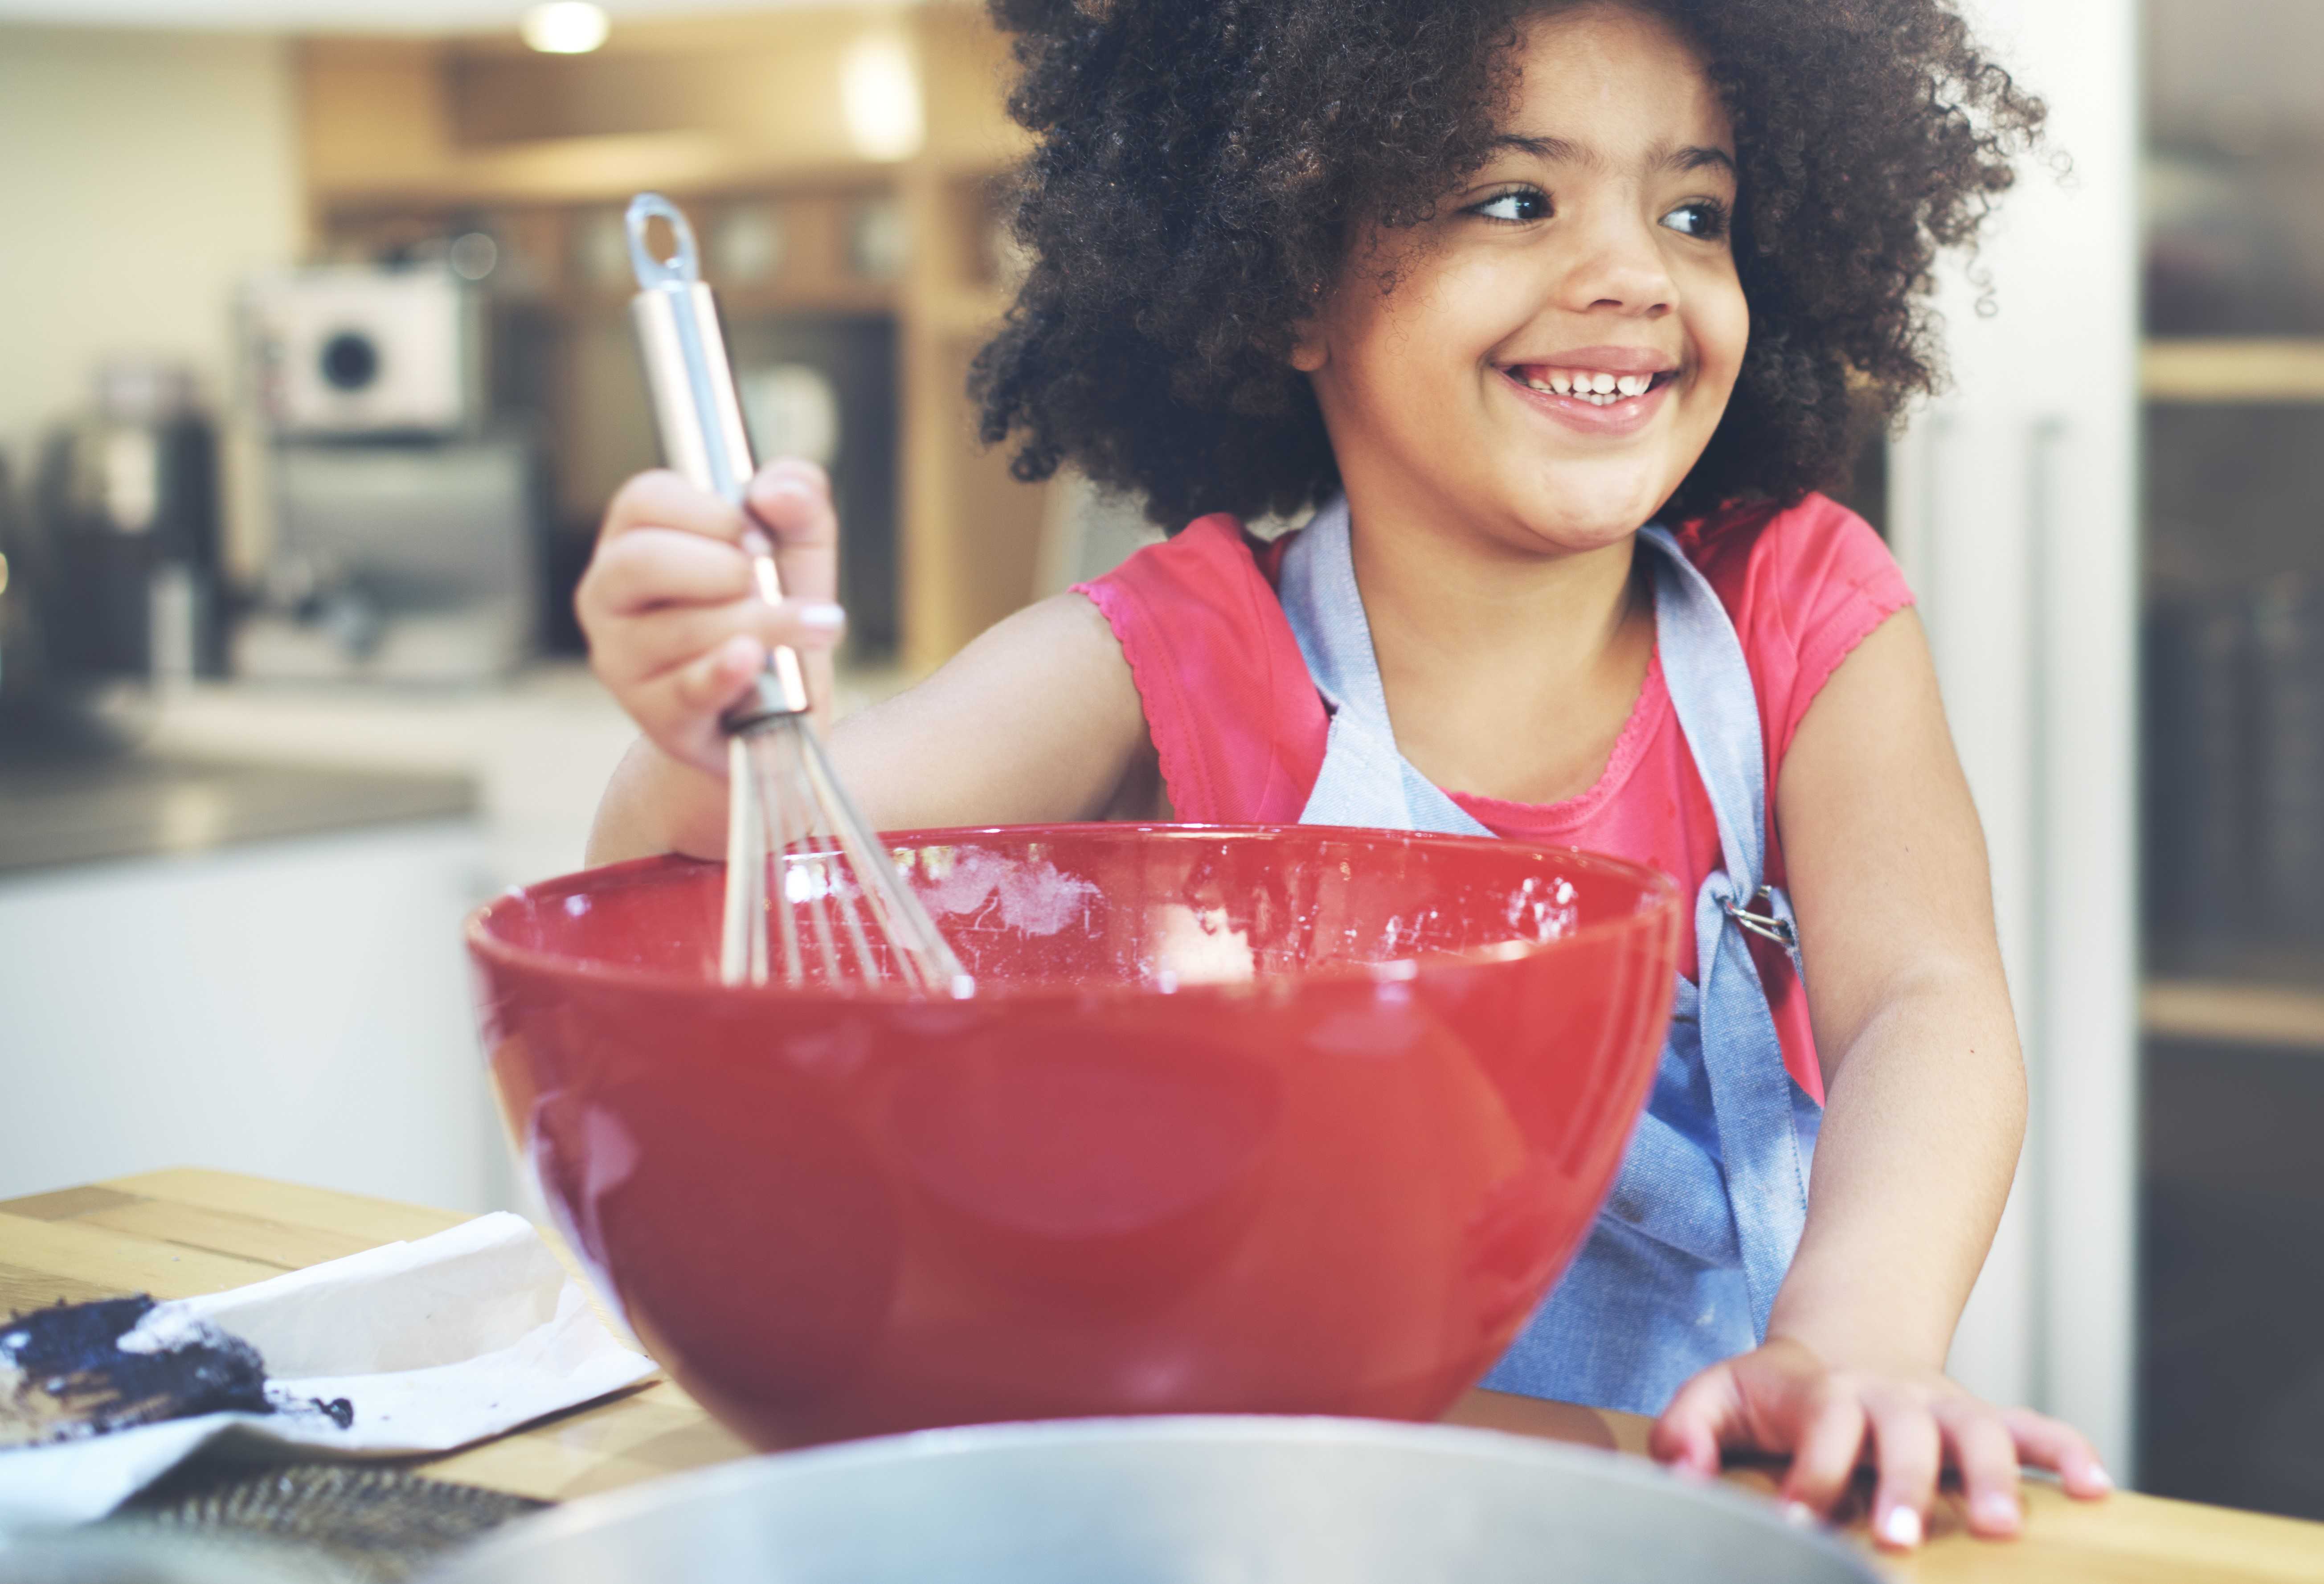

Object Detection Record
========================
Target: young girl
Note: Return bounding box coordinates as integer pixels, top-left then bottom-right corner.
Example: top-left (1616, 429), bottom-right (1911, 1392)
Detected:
top-left (579, 0), bottom-right (2112, 1549)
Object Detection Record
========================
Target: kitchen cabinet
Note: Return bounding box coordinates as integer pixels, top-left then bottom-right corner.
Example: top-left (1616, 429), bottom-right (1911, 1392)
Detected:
top-left (2130, 0), bottom-right (2324, 1522)
top-left (1896, 0), bottom-right (2324, 1514)
top-left (0, 753), bottom-right (506, 1213)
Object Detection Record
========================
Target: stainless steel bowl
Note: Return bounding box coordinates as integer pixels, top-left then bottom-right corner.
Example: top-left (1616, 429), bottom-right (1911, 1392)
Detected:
top-left (427, 1416), bottom-right (1878, 1584)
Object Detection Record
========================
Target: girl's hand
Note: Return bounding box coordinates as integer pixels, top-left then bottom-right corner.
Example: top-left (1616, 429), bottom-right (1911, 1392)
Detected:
top-left (577, 460), bottom-right (846, 779)
top-left (1648, 1337), bottom-right (2112, 1550)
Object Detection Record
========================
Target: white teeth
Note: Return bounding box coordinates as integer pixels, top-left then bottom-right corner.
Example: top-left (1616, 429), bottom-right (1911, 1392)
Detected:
top-left (1512, 367), bottom-right (1666, 403)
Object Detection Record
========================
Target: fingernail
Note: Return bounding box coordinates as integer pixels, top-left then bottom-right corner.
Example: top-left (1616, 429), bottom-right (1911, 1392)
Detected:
top-left (1878, 1506), bottom-right (1923, 1549)
top-left (796, 603), bottom-right (846, 632)
top-left (2088, 1464), bottom-right (2115, 1494)
top-left (1972, 1491), bottom-right (2021, 1529)
top-left (1782, 1501), bottom-right (1817, 1529)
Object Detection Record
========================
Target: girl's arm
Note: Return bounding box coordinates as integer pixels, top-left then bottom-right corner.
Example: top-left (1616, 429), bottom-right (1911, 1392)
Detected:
top-left (583, 464), bottom-right (1156, 867)
top-left (1648, 608), bottom-right (2109, 1545)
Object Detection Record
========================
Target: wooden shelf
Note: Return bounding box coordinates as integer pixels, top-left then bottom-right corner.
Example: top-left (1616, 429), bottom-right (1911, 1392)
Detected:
top-left (295, 4), bottom-right (1048, 674)
top-left (917, 286), bottom-right (1013, 338)
top-left (2143, 339), bottom-right (2324, 403)
top-left (549, 282), bottom-right (900, 319)
top-left (2143, 978), bottom-right (2324, 1050)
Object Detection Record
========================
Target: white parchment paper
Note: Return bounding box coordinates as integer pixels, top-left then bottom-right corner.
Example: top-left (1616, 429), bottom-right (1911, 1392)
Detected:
top-left (0, 1212), bottom-right (656, 1526)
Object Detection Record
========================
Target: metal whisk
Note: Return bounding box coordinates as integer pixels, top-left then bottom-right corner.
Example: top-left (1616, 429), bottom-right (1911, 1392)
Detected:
top-left (625, 193), bottom-right (968, 994)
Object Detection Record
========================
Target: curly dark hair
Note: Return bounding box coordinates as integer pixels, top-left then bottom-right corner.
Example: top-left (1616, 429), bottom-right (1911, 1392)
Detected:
top-left (970, 0), bottom-right (2047, 528)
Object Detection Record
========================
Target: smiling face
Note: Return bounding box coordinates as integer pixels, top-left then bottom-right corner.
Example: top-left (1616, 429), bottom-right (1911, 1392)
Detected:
top-left (1293, 3), bottom-right (1747, 558)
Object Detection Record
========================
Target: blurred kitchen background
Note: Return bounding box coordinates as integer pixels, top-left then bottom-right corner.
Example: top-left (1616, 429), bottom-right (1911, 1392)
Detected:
top-left (0, 0), bottom-right (2315, 1530)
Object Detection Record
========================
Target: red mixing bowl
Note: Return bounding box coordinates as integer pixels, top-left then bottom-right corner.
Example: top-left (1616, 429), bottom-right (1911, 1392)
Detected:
top-left (465, 825), bottom-right (1682, 1449)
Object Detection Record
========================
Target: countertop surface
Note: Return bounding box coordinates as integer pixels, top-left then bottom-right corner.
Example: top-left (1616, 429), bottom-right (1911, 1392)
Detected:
top-left (0, 663), bottom-right (913, 886)
top-left (0, 749), bottom-right (476, 875)
top-left (4, 1168), bottom-right (2320, 1582)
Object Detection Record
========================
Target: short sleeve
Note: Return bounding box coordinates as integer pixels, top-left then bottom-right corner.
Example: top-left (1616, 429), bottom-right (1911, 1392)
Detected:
top-left (1682, 493), bottom-right (1915, 780)
top-left (1681, 496), bottom-right (1913, 1102)
top-left (1073, 516), bottom-right (1329, 823)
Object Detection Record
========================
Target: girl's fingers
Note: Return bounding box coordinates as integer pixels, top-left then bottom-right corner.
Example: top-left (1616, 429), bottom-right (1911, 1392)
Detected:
top-left (2002, 1407), bottom-right (2114, 1500)
top-left (746, 459), bottom-right (841, 608)
top-left (1934, 1398), bottom-right (2024, 1537)
top-left (1649, 1369), bottom-right (1741, 1478)
top-left (1780, 1394), bottom-right (1868, 1519)
top-left (675, 634), bottom-right (766, 716)
top-left (748, 458), bottom-right (836, 547)
top-left (595, 600), bottom-right (847, 700)
top-left (602, 469), bottom-right (750, 545)
top-left (624, 635), bottom-right (765, 775)
top-left (1864, 1394), bottom-right (1940, 1550)
top-left (580, 528), bottom-right (754, 620)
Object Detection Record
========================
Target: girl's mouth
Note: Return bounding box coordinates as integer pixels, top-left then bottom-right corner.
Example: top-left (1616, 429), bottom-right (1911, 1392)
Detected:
top-left (1497, 362), bottom-right (1680, 436)
top-left (1499, 364), bottom-right (1680, 408)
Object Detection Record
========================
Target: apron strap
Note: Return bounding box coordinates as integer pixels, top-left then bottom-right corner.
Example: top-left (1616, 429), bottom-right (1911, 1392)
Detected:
top-left (1638, 526), bottom-right (1767, 896)
top-left (1281, 498), bottom-right (1494, 837)
top-left (1637, 528), bottom-right (1812, 1334)
top-left (1282, 499), bottom-right (1813, 1340)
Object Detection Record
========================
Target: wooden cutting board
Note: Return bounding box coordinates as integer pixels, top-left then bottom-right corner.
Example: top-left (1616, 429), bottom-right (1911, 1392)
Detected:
top-left (4, 1167), bottom-right (2320, 1583)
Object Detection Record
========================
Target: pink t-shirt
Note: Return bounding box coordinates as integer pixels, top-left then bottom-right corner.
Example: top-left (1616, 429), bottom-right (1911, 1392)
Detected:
top-left (1075, 493), bottom-right (1915, 1102)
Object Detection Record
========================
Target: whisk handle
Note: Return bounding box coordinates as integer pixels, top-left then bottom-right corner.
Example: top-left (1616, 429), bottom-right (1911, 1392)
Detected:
top-left (626, 193), bottom-right (810, 726)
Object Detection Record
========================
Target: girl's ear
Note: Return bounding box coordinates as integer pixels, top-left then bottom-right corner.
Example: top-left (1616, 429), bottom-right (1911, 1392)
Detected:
top-left (1289, 275), bottom-right (1331, 372)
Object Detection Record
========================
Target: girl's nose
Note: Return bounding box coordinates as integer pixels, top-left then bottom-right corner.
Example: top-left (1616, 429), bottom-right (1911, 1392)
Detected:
top-left (1553, 213), bottom-right (1678, 318)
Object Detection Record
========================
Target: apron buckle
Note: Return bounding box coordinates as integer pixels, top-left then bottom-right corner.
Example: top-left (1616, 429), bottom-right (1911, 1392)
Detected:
top-left (1723, 888), bottom-right (1798, 952)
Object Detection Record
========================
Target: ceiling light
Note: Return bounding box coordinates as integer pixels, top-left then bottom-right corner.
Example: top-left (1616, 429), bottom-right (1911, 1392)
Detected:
top-left (522, 1), bottom-right (609, 54)
top-left (841, 32), bottom-right (924, 163)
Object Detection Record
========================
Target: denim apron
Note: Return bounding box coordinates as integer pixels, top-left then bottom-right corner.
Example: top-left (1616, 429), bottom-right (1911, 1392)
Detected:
top-left (1278, 495), bottom-right (1820, 1415)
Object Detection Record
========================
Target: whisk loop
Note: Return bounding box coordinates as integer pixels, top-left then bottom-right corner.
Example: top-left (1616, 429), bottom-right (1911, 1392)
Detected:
top-left (627, 191), bottom-right (969, 995)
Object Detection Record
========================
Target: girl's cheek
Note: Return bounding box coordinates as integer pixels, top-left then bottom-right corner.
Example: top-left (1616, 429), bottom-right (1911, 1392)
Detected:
top-left (1687, 277), bottom-right (1751, 386)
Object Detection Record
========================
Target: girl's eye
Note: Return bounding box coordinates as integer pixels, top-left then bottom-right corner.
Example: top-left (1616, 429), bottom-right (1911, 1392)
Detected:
top-left (1662, 200), bottom-right (1731, 241)
top-left (1469, 187), bottom-right (1550, 224)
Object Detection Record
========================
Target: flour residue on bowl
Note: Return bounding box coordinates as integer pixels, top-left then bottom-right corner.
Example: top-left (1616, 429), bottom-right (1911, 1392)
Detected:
top-left (1506, 875), bottom-right (1580, 943)
top-left (912, 848), bottom-right (1101, 937)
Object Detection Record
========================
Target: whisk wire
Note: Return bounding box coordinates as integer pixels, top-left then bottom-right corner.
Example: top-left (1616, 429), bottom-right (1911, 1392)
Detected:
top-left (798, 728), bottom-right (914, 987)
top-left (805, 748), bottom-right (890, 985)
top-left (776, 729), bottom-right (846, 985)
top-left (798, 725), bottom-right (966, 990)
top-left (723, 710), bottom-right (965, 992)
top-left (627, 190), bottom-right (965, 996)
top-left (723, 734), bottom-right (761, 984)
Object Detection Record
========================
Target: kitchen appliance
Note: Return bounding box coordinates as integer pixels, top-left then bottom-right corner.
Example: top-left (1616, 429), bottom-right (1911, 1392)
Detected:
top-left (233, 435), bottom-right (541, 684)
top-left (0, 450), bottom-right (47, 719)
top-left (28, 362), bottom-right (222, 686)
top-left (429, 1418), bottom-right (1878, 1584)
top-left (243, 266), bottom-right (484, 438)
top-left (626, 191), bottom-right (955, 989)
top-left (237, 263), bottom-right (536, 684)
top-left (465, 826), bottom-right (1683, 1449)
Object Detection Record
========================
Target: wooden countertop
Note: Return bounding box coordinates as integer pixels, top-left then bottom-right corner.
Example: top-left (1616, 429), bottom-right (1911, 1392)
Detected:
top-left (5, 1168), bottom-right (2320, 1583)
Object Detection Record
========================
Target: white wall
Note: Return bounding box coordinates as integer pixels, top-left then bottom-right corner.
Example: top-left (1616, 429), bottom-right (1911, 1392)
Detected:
top-left (0, 24), bottom-right (302, 564)
top-left (1886, 0), bottom-right (2142, 1480)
